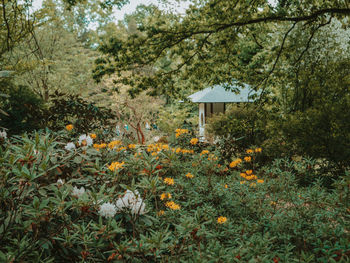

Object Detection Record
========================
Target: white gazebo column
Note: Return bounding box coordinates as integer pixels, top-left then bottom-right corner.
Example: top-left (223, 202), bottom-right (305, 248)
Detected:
top-left (199, 103), bottom-right (205, 139)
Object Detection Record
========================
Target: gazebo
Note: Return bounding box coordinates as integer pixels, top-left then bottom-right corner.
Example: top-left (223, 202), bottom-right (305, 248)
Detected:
top-left (188, 82), bottom-right (258, 139)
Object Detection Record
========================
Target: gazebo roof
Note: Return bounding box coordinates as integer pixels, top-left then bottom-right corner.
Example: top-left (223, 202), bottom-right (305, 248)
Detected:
top-left (188, 82), bottom-right (258, 103)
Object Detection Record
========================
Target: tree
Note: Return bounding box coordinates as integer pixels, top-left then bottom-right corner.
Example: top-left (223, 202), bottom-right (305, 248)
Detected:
top-left (93, 0), bottom-right (350, 95)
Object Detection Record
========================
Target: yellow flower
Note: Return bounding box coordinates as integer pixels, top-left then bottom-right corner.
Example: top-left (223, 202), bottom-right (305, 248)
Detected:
top-left (165, 201), bottom-right (180, 210)
top-left (162, 144), bottom-right (169, 150)
top-left (244, 156), bottom-right (252, 162)
top-left (128, 144), bottom-right (136, 149)
top-left (108, 161), bottom-right (125, 171)
top-left (246, 170), bottom-right (253, 175)
top-left (157, 210), bottom-right (165, 216)
top-left (240, 181), bottom-right (246, 184)
top-left (160, 193), bottom-right (172, 200)
top-left (164, 177), bottom-right (174, 185)
top-left (246, 149), bottom-right (254, 154)
top-left (108, 140), bottom-right (121, 149)
top-left (217, 216), bottom-right (227, 224)
top-left (190, 138), bottom-right (199, 145)
top-left (270, 201), bottom-right (277, 206)
top-left (255, 148), bottom-right (262, 153)
top-left (151, 152), bottom-right (158, 156)
top-left (175, 148), bottom-right (182, 154)
top-left (229, 158), bottom-right (242, 168)
top-left (250, 182), bottom-right (256, 187)
top-left (224, 184), bottom-right (228, 189)
top-left (90, 133), bottom-right (97, 139)
top-left (257, 179), bottom-right (264, 183)
top-left (65, 124), bottom-right (74, 131)
top-left (240, 172), bottom-right (247, 178)
top-left (185, 173), bottom-right (194, 178)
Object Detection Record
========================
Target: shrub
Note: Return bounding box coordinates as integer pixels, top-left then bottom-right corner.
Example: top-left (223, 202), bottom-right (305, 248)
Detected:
top-left (0, 80), bottom-right (45, 134)
top-left (44, 90), bottom-right (116, 133)
top-left (0, 129), bottom-right (349, 262)
top-left (206, 104), bottom-right (266, 161)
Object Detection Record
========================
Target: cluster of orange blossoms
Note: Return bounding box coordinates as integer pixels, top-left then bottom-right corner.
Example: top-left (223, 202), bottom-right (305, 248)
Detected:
top-left (108, 161), bottom-right (125, 171)
top-left (185, 172), bottom-right (194, 178)
top-left (190, 138), bottom-right (199, 145)
top-left (174, 147), bottom-right (194, 155)
top-left (165, 201), bottom-right (181, 210)
top-left (108, 140), bottom-right (122, 149)
top-left (175, 128), bottom-right (189, 138)
top-left (90, 133), bottom-right (97, 139)
top-left (217, 216), bottom-right (227, 224)
top-left (147, 143), bottom-right (169, 153)
top-left (160, 192), bottom-right (172, 200)
top-left (240, 170), bottom-right (258, 181)
top-left (93, 143), bottom-right (107, 150)
top-left (163, 177), bottom-right (174, 185)
top-left (66, 124), bottom-right (74, 131)
top-left (229, 158), bottom-right (242, 168)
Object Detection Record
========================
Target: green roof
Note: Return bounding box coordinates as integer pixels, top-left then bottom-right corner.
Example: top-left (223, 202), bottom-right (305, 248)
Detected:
top-left (188, 82), bottom-right (259, 103)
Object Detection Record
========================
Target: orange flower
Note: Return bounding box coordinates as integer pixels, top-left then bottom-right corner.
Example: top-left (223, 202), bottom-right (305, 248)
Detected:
top-left (157, 210), bottom-right (165, 216)
top-left (160, 193), bottom-right (172, 200)
top-left (128, 144), bottom-right (136, 149)
top-left (255, 148), bottom-right (262, 153)
top-left (65, 124), bottom-right (74, 131)
top-left (164, 177), bottom-right (174, 185)
top-left (108, 161), bottom-right (125, 171)
top-left (190, 138), bottom-right (199, 145)
top-left (257, 179), bottom-right (264, 183)
top-left (246, 170), bottom-right (253, 175)
top-left (224, 184), bottom-right (228, 189)
top-left (165, 201), bottom-right (180, 210)
top-left (217, 216), bottom-right (227, 224)
top-left (244, 156), bottom-right (252, 162)
top-left (246, 149), bottom-right (254, 154)
top-left (90, 133), bottom-right (97, 139)
top-left (185, 173), bottom-right (194, 178)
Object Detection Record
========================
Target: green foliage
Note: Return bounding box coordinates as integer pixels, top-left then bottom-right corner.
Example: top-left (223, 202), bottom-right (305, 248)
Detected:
top-left (206, 104), bottom-right (266, 160)
top-left (0, 128), bottom-right (349, 261)
top-left (157, 104), bottom-right (197, 135)
top-left (0, 80), bottom-right (45, 134)
top-left (44, 90), bottom-right (116, 133)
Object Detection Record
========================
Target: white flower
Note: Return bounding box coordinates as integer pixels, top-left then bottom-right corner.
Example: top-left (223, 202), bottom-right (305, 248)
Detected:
top-left (0, 130), bottom-right (7, 139)
top-left (130, 199), bottom-right (146, 215)
top-left (99, 202), bottom-right (117, 218)
top-left (78, 134), bottom-right (93, 146)
top-left (115, 189), bottom-right (146, 215)
top-left (57, 179), bottom-right (64, 186)
top-left (65, 142), bottom-right (76, 151)
top-left (153, 136), bottom-right (160, 142)
top-left (72, 186), bottom-right (85, 198)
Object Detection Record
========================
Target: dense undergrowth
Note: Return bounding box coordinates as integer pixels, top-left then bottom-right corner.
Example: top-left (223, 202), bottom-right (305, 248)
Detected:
top-left (0, 127), bottom-right (349, 262)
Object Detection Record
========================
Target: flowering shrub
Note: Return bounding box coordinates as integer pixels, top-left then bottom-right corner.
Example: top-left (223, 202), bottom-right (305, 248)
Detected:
top-left (0, 129), bottom-right (349, 262)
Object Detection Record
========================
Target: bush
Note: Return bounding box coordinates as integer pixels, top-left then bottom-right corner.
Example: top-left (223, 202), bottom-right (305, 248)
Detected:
top-left (0, 129), bottom-right (349, 262)
top-left (44, 90), bottom-right (116, 133)
top-left (206, 104), bottom-right (266, 161)
top-left (0, 81), bottom-right (45, 134)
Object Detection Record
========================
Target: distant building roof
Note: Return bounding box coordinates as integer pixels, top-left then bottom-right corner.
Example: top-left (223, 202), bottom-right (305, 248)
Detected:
top-left (188, 82), bottom-right (259, 103)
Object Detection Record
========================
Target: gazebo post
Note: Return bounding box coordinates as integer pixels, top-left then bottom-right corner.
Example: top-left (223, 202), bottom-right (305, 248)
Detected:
top-left (199, 103), bottom-right (205, 139)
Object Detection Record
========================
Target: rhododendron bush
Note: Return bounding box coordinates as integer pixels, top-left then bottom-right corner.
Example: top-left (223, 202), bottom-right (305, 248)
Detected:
top-left (0, 127), bottom-right (349, 262)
